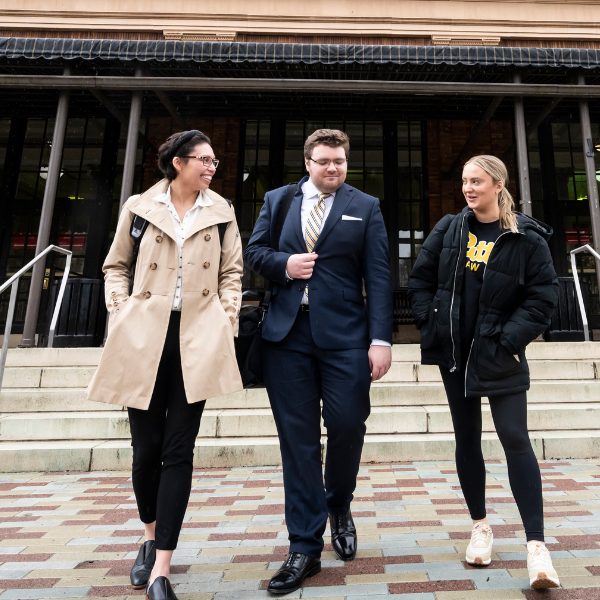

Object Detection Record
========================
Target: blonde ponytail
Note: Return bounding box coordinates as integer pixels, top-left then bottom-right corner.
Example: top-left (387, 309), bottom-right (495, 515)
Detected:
top-left (464, 155), bottom-right (518, 233)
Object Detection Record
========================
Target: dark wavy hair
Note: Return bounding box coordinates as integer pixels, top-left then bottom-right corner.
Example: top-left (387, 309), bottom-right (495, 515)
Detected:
top-left (157, 130), bottom-right (212, 181)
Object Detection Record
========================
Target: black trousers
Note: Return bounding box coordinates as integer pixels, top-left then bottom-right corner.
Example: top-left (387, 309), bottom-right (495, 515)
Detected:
top-left (127, 312), bottom-right (205, 551)
top-left (440, 362), bottom-right (544, 542)
top-left (263, 310), bottom-right (371, 558)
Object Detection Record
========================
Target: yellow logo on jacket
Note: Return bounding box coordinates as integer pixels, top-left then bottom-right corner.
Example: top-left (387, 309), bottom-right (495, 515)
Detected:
top-left (465, 232), bottom-right (494, 272)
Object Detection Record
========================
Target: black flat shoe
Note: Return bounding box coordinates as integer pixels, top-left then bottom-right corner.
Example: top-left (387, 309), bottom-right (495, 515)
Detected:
top-left (130, 540), bottom-right (156, 589)
top-left (146, 576), bottom-right (177, 600)
top-left (330, 510), bottom-right (357, 561)
top-left (267, 552), bottom-right (321, 595)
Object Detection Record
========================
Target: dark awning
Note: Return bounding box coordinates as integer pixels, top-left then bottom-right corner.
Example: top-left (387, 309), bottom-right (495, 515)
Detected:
top-left (1, 37), bottom-right (600, 69)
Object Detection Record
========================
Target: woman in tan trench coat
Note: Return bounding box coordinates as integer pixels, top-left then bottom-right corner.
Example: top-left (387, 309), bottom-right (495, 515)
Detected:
top-left (87, 130), bottom-right (243, 600)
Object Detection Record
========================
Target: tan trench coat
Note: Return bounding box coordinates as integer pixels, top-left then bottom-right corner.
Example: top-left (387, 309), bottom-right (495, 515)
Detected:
top-left (87, 178), bottom-right (244, 409)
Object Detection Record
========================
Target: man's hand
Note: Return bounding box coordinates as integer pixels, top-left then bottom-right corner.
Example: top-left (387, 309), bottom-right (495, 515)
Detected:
top-left (369, 345), bottom-right (392, 382)
top-left (286, 253), bottom-right (318, 280)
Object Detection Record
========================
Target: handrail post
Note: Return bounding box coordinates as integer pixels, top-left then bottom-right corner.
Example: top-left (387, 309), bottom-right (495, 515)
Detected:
top-left (570, 244), bottom-right (600, 342)
top-left (48, 253), bottom-right (72, 348)
top-left (571, 250), bottom-right (590, 342)
top-left (0, 283), bottom-right (19, 391)
top-left (0, 246), bottom-right (72, 394)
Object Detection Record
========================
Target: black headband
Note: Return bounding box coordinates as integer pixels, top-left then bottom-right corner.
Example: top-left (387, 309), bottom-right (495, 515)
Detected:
top-left (167, 130), bottom-right (203, 161)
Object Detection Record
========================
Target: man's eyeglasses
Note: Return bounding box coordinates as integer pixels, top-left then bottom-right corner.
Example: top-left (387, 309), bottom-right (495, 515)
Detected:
top-left (180, 155), bottom-right (219, 169)
top-left (308, 157), bottom-right (348, 167)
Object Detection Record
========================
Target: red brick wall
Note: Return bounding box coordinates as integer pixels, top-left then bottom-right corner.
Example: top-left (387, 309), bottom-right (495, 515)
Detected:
top-left (427, 119), bottom-right (517, 230)
top-left (143, 117), bottom-right (240, 204)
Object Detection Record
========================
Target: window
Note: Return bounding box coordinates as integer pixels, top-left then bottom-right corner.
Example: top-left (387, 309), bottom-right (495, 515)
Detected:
top-left (397, 122), bottom-right (425, 287)
top-left (240, 120), bottom-right (271, 289)
top-left (0, 119), bottom-right (10, 184)
top-left (552, 122), bottom-right (599, 203)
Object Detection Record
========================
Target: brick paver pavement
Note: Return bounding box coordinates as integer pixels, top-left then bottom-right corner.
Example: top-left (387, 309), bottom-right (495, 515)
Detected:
top-left (0, 460), bottom-right (599, 599)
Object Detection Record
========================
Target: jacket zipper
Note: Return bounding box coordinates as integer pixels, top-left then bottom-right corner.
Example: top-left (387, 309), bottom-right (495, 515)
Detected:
top-left (449, 211), bottom-right (470, 372)
top-left (463, 230), bottom-right (525, 395)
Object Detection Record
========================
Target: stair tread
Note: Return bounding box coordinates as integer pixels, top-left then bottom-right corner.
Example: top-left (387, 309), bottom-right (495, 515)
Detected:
top-left (2, 429), bottom-right (600, 448)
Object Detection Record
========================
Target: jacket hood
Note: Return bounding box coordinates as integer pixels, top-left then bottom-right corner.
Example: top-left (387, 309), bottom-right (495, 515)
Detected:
top-left (460, 206), bottom-right (553, 241)
top-left (515, 212), bottom-right (553, 240)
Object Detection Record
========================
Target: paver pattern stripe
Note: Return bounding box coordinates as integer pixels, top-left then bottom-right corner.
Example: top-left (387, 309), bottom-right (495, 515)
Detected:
top-left (0, 460), bottom-right (599, 599)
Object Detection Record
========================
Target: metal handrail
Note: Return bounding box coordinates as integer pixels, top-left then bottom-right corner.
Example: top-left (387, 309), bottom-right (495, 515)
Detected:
top-left (0, 245), bottom-right (72, 391)
top-left (570, 244), bottom-right (600, 342)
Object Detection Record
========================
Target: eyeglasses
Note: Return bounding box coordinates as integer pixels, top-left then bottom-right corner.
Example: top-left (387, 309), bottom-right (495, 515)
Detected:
top-left (308, 157), bottom-right (348, 167)
top-left (180, 155), bottom-right (219, 168)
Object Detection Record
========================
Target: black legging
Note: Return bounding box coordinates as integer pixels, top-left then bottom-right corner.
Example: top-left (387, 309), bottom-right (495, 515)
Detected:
top-left (127, 311), bottom-right (205, 551)
top-left (440, 364), bottom-right (544, 542)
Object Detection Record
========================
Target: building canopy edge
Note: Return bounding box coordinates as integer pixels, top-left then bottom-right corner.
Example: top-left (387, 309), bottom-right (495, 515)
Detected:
top-left (0, 37), bottom-right (600, 68)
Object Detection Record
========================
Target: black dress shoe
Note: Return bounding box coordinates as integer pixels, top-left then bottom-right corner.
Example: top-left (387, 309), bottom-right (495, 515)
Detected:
top-left (267, 552), bottom-right (321, 595)
top-left (130, 540), bottom-right (156, 589)
top-left (330, 510), bottom-right (357, 561)
top-left (146, 576), bottom-right (177, 600)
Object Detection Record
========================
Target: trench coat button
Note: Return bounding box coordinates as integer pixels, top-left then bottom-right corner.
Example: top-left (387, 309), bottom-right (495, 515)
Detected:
top-left (205, 234), bottom-right (211, 241)
top-left (233, 296), bottom-right (237, 300)
top-left (229, 316), bottom-right (234, 322)
top-left (155, 235), bottom-right (163, 243)
top-left (203, 261), bottom-right (210, 269)
top-left (150, 263), bottom-right (157, 270)
top-left (110, 291), bottom-right (116, 296)
top-left (203, 289), bottom-right (209, 296)
top-left (143, 291), bottom-right (151, 299)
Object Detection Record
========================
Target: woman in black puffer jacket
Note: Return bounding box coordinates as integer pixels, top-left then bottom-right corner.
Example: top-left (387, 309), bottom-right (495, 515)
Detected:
top-left (408, 155), bottom-right (559, 589)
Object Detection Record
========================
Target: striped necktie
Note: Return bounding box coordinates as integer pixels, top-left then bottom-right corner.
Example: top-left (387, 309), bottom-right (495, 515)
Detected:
top-left (305, 192), bottom-right (330, 252)
top-left (303, 192), bottom-right (330, 302)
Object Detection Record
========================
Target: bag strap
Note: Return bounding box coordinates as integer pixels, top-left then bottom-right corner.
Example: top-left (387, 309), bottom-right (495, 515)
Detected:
top-left (129, 214), bottom-right (150, 294)
top-left (262, 182), bottom-right (298, 308)
top-left (217, 199), bottom-right (233, 249)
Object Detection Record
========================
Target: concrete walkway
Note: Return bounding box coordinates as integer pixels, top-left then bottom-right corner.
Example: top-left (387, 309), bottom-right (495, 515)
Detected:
top-left (0, 460), bottom-right (599, 599)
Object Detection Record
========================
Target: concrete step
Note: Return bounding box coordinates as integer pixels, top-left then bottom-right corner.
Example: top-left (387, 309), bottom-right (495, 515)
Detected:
top-left (4, 379), bottom-right (600, 414)
top-left (426, 402), bottom-right (600, 433)
top-left (0, 388), bottom-right (123, 413)
top-left (5, 347), bottom-right (103, 367)
top-left (5, 342), bottom-right (600, 370)
top-left (1, 430), bottom-right (599, 472)
top-left (3, 359), bottom-right (598, 389)
top-left (3, 402), bottom-right (599, 442)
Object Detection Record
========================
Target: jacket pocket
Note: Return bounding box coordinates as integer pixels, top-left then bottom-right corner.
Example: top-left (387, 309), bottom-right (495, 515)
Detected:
top-left (420, 298), bottom-right (440, 351)
top-left (476, 313), bottom-right (521, 379)
top-left (343, 287), bottom-right (364, 304)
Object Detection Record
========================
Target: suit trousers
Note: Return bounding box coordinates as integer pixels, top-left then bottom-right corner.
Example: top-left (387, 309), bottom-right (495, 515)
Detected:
top-left (263, 310), bottom-right (371, 558)
top-left (127, 311), bottom-right (205, 551)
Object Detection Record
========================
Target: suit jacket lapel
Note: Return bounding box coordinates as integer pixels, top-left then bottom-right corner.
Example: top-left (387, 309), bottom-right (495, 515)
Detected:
top-left (313, 184), bottom-right (354, 252)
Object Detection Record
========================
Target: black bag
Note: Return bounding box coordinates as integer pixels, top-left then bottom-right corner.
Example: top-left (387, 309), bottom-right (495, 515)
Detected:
top-left (235, 183), bottom-right (297, 387)
top-left (128, 201), bottom-right (232, 294)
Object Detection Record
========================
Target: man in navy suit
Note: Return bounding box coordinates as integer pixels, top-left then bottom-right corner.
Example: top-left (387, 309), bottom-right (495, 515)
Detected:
top-left (244, 129), bottom-right (393, 594)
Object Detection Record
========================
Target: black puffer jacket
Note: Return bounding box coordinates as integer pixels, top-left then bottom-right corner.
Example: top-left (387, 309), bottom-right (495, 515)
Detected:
top-left (408, 207), bottom-right (559, 397)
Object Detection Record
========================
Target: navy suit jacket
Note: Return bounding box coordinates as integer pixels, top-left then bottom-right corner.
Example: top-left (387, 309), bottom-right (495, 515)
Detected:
top-left (244, 176), bottom-right (393, 349)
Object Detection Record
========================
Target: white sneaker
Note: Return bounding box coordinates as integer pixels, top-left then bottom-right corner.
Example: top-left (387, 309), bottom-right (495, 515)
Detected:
top-left (527, 542), bottom-right (560, 589)
top-left (465, 522), bottom-right (493, 566)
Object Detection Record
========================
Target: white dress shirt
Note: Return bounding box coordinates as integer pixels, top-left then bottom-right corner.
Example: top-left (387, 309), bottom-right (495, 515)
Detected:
top-left (290, 178), bottom-right (390, 347)
top-left (153, 185), bottom-right (213, 311)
